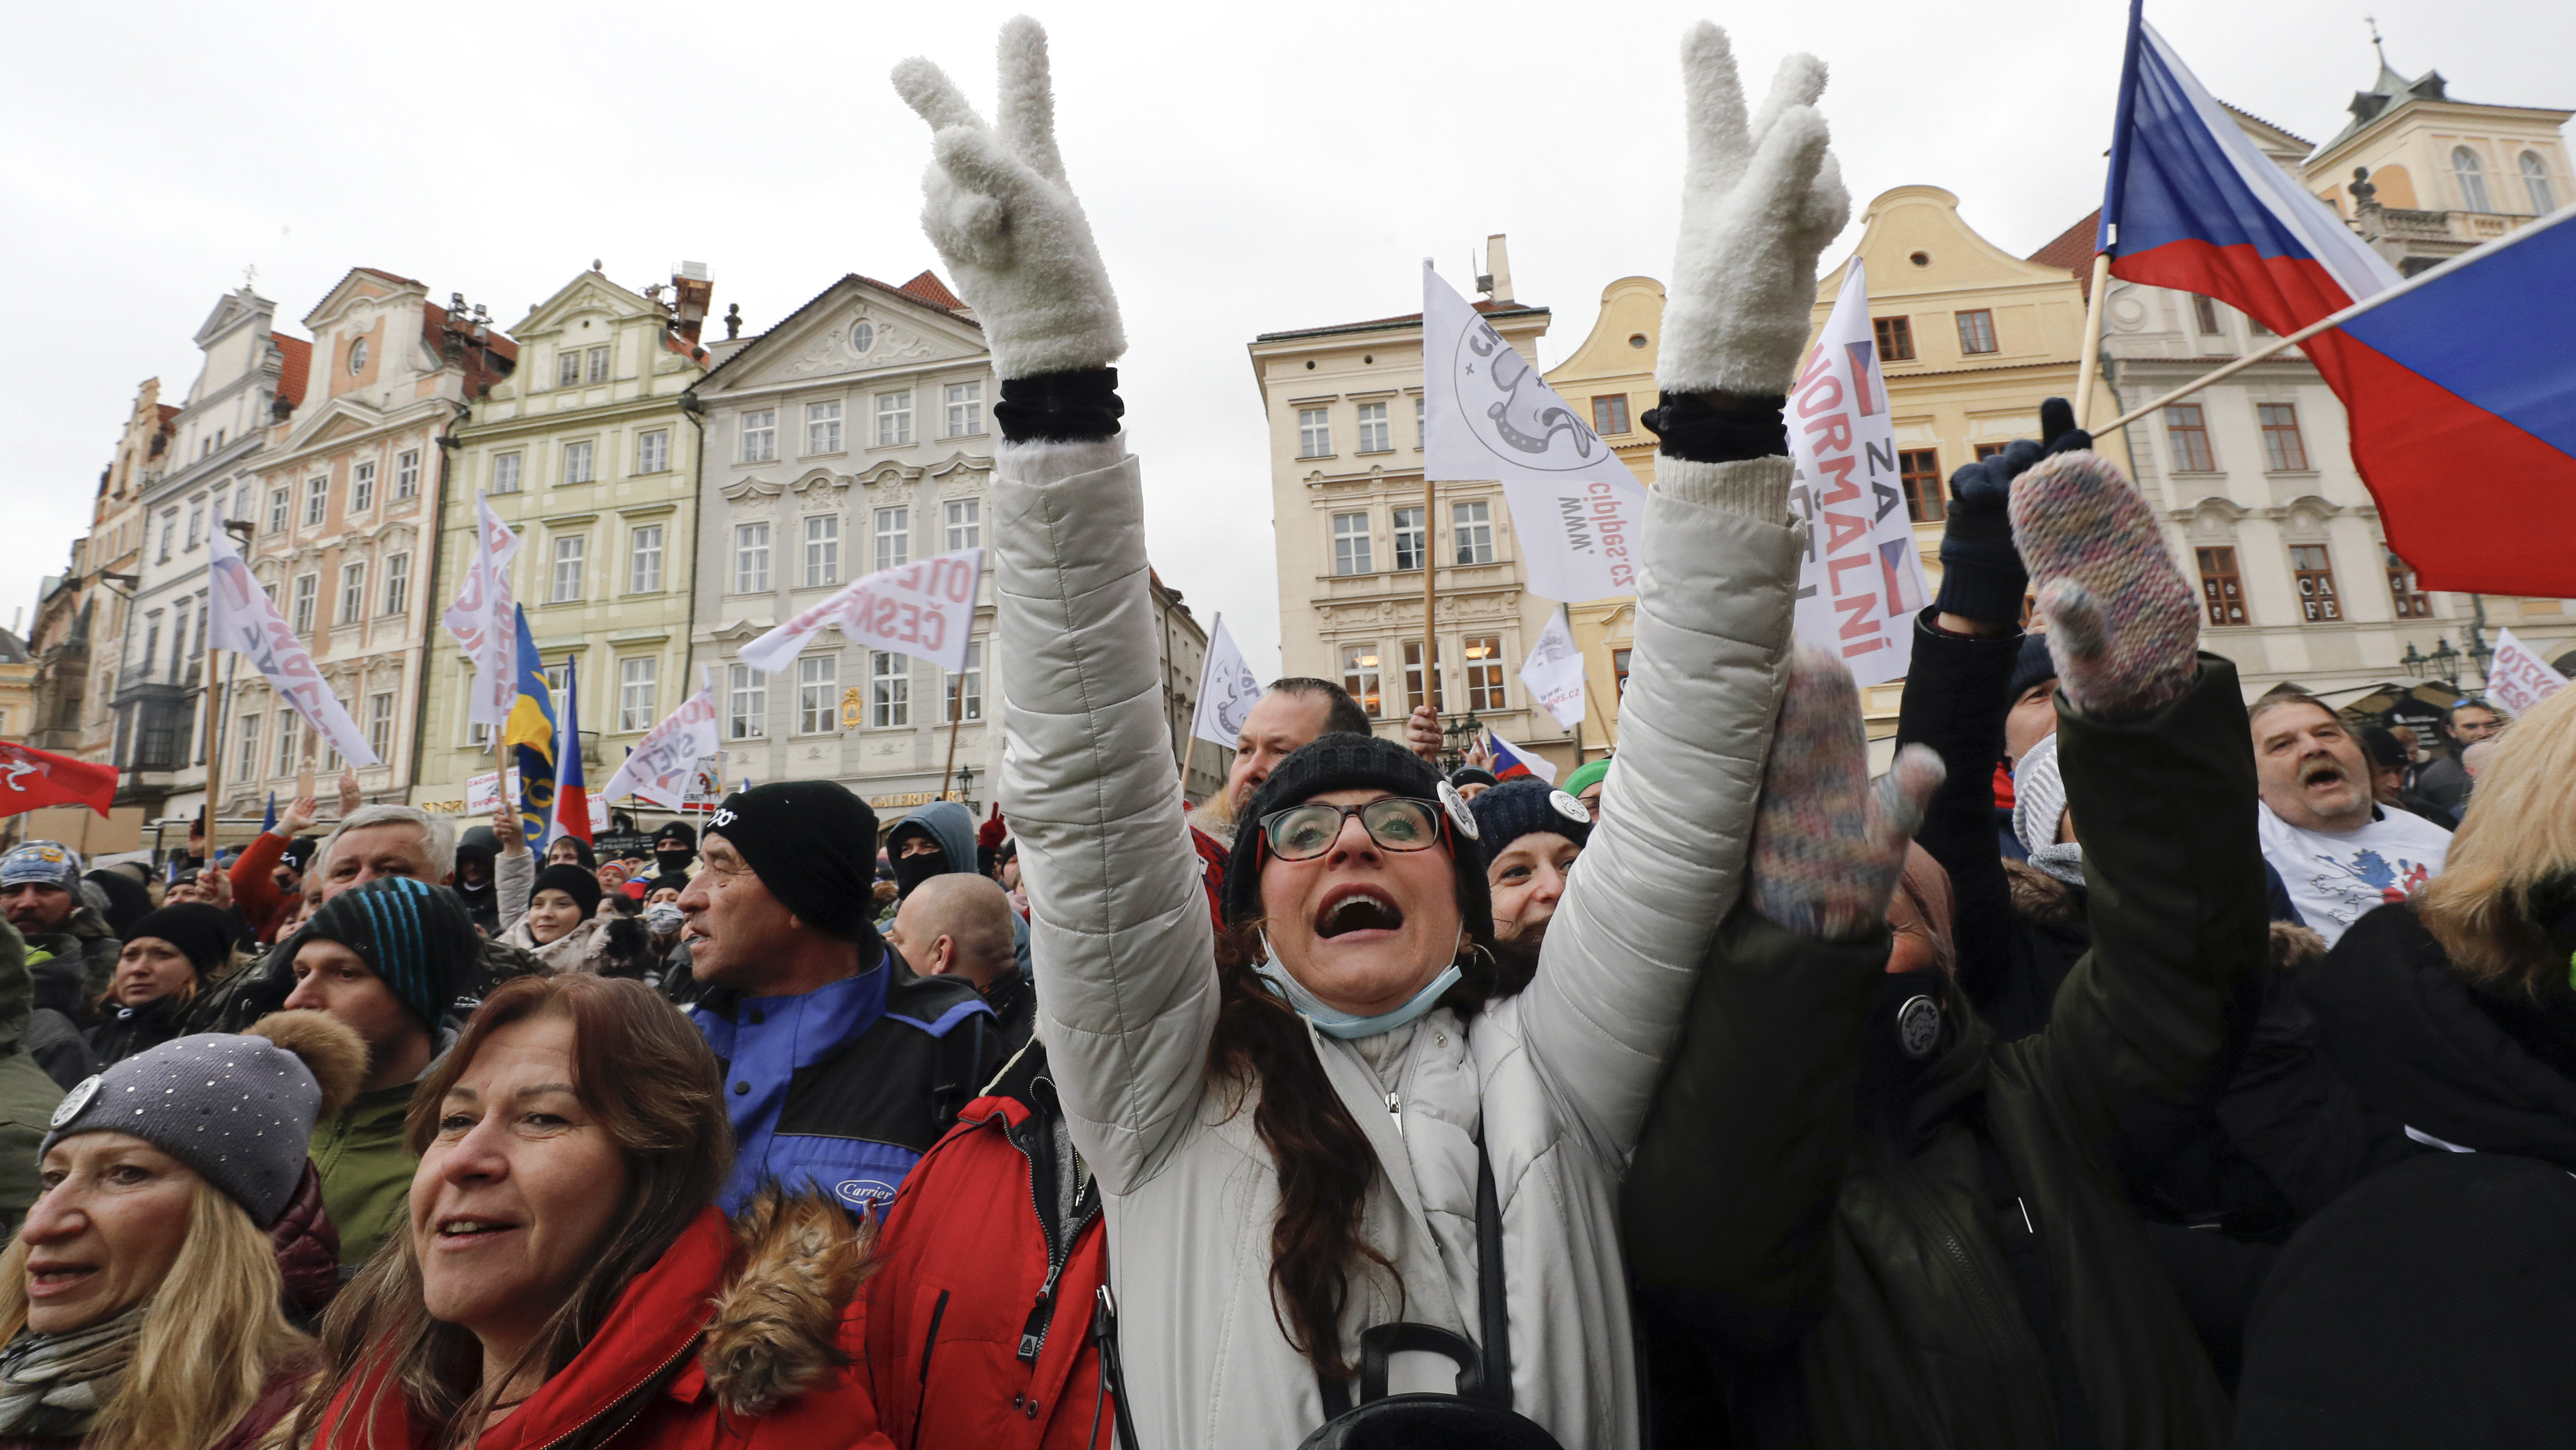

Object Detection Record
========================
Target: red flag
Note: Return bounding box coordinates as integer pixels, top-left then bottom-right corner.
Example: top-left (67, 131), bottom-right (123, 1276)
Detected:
top-left (0, 742), bottom-right (119, 819)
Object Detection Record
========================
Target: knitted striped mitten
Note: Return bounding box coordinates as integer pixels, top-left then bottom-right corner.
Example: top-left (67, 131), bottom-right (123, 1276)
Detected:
top-left (1748, 645), bottom-right (1946, 940)
top-left (2008, 451), bottom-right (2199, 721)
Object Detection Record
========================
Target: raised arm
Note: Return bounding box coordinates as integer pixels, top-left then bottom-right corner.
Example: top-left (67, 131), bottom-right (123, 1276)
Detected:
top-left (1524, 24), bottom-right (1849, 1160)
top-left (894, 20), bottom-right (1210, 1193)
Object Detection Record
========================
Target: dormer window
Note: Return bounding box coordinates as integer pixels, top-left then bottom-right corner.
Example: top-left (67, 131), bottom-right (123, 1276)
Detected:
top-left (349, 338), bottom-right (369, 375)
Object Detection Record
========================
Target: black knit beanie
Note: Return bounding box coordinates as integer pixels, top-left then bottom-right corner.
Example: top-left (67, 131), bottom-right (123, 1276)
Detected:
top-left (122, 903), bottom-right (237, 977)
top-left (2008, 632), bottom-right (2058, 702)
top-left (532, 863), bottom-right (604, 921)
top-left (284, 878), bottom-right (481, 1033)
top-left (1468, 778), bottom-right (1594, 867)
top-left (705, 780), bottom-right (879, 942)
top-left (1221, 732), bottom-right (1491, 940)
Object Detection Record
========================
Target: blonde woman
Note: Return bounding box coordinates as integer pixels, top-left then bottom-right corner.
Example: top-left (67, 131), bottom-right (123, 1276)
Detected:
top-left (0, 1011), bottom-right (364, 1450)
top-left (2238, 683), bottom-right (2576, 1446)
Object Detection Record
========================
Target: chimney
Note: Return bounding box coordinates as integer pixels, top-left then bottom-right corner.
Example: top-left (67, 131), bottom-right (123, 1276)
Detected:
top-left (1482, 234), bottom-right (1513, 303)
top-left (671, 261), bottom-right (715, 346)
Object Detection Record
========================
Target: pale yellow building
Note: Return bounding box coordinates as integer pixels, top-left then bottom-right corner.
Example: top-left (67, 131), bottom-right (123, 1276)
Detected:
top-left (2309, 50), bottom-right (2573, 272)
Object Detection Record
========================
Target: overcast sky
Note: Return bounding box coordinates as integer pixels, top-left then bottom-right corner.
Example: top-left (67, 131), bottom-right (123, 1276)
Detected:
top-left (9, 0), bottom-right (2568, 676)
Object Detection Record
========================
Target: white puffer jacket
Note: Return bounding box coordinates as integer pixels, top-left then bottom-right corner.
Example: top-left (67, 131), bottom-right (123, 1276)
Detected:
top-left (998, 435), bottom-right (1795, 1450)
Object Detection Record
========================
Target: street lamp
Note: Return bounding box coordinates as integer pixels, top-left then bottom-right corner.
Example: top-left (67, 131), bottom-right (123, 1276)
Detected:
top-left (955, 763), bottom-right (976, 812)
top-left (2399, 641), bottom-right (2428, 679)
top-left (2428, 637), bottom-right (2462, 687)
top-left (2467, 634), bottom-right (2496, 689)
top-left (1438, 710), bottom-right (1483, 774)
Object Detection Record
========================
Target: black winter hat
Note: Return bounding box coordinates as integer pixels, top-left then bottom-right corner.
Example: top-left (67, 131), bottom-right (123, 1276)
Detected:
top-left (286, 878), bottom-right (482, 1033)
top-left (1221, 733), bottom-right (1491, 941)
top-left (653, 820), bottom-right (698, 850)
top-left (705, 781), bottom-right (879, 942)
top-left (1469, 778), bottom-right (1593, 867)
top-left (123, 903), bottom-right (238, 977)
top-left (1448, 767), bottom-right (1500, 790)
top-left (532, 863), bottom-right (604, 922)
top-left (2008, 632), bottom-right (2058, 703)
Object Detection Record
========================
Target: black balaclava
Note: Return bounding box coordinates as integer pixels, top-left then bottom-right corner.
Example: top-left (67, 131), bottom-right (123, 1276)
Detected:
top-left (891, 838), bottom-right (949, 899)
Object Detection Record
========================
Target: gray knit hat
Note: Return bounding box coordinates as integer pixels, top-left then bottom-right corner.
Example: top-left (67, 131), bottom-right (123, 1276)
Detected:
top-left (42, 1013), bottom-right (366, 1227)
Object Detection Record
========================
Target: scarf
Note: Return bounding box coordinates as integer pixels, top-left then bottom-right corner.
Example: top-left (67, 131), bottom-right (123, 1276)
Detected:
top-left (0, 1304), bottom-right (147, 1439)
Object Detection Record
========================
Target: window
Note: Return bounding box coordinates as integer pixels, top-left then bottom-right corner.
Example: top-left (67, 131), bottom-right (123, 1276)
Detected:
top-left (1415, 396), bottom-right (1427, 447)
top-left (871, 651), bottom-right (909, 727)
top-left (339, 563), bottom-right (365, 625)
top-left (348, 338), bottom-right (367, 374)
top-left (564, 441), bottom-right (595, 484)
top-left (551, 534), bottom-right (586, 602)
top-left (190, 593), bottom-right (207, 657)
top-left (1392, 507), bottom-right (1426, 572)
top-left (268, 486), bottom-right (291, 533)
top-left (1954, 309), bottom-right (1998, 355)
top-left (291, 574), bottom-right (318, 634)
top-left (395, 450), bottom-right (419, 499)
top-left (1340, 644), bottom-right (1383, 717)
top-left (734, 522), bottom-right (770, 593)
top-left (275, 711), bottom-right (301, 776)
top-left (236, 714), bottom-right (261, 781)
top-left (797, 656), bottom-right (839, 733)
top-left (944, 639), bottom-right (983, 723)
top-left (1873, 316), bottom-right (1915, 362)
top-left (493, 453), bottom-right (523, 493)
top-left (557, 351), bottom-right (581, 389)
top-left (874, 507), bottom-right (909, 573)
top-left (587, 346), bottom-right (611, 384)
top-left (806, 400), bottom-right (842, 454)
top-left (875, 392), bottom-right (913, 447)
top-left (2164, 404), bottom-right (2216, 472)
top-left (1899, 448), bottom-right (1945, 523)
top-left (367, 693), bottom-right (394, 762)
top-left (2196, 546), bottom-right (2248, 626)
top-left (628, 526), bottom-right (663, 593)
top-left (185, 503), bottom-right (203, 550)
top-left (1298, 407), bottom-right (1331, 458)
top-left (2386, 547), bottom-right (2432, 618)
top-left (1462, 634), bottom-right (1505, 711)
top-left (618, 657), bottom-right (658, 732)
top-left (741, 409), bottom-right (777, 463)
top-left (2258, 403), bottom-right (2309, 471)
top-left (168, 604), bottom-right (188, 677)
top-left (304, 475), bottom-right (328, 526)
top-left (850, 321), bottom-right (875, 354)
top-left (383, 552), bottom-right (411, 615)
top-left (141, 615), bottom-right (161, 681)
top-left (158, 511), bottom-right (175, 562)
top-left (2289, 544), bottom-right (2342, 621)
top-left (944, 497), bottom-right (981, 552)
top-left (1452, 500), bottom-right (1494, 565)
top-left (804, 515), bottom-right (840, 587)
top-left (2192, 294), bottom-right (2222, 336)
top-left (945, 381), bottom-right (983, 437)
top-left (726, 663), bottom-right (765, 739)
top-left (2453, 147), bottom-right (2491, 212)
top-left (1591, 395), bottom-right (1630, 436)
top-left (2522, 151), bottom-right (2556, 214)
top-left (637, 429), bottom-right (668, 474)
top-left (350, 460), bottom-right (376, 513)
top-left (1402, 640), bottom-right (1444, 712)
top-left (543, 663), bottom-right (572, 733)
top-left (1332, 512), bottom-right (1373, 576)
top-left (1356, 401), bottom-right (1391, 453)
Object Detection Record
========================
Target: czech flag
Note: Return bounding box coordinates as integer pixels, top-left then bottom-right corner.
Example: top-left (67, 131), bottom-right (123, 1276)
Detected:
top-left (547, 654), bottom-right (592, 848)
top-left (1487, 732), bottom-right (1557, 786)
top-left (2099, 5), bottom-right (2576, 596)
top-left (500, 605), bottom-right (557, 846)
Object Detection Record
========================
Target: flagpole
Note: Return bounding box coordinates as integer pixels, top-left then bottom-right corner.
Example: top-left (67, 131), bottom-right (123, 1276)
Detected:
top-left (939, 679), bottom-right (967, 800)
top-left (1179, 609), bottom-right (1227, 803)
top-left (2079, 0), bottom-right (2150, 430)
top-left (2072, 255), bottom-right (2113, 427)
top-left (1421, 475), bottom-right (1439, 719)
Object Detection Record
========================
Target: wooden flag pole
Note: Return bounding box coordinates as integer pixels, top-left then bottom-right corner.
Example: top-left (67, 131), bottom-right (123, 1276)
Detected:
top-left (2072, 252), bottom-right (2114, 428)
top-left (939, 692), bottom-right (966, 799)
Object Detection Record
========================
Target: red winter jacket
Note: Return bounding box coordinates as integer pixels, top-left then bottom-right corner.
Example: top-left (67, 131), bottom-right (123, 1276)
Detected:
top-left (863, 1041), bottom-right (1116, 1450)
top-left (311, 1197), bottom-right (891, 1450)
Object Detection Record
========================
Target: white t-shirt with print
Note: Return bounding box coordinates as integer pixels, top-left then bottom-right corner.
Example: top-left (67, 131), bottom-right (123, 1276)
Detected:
top-left (2258, 804), bottom-right (2452, 946)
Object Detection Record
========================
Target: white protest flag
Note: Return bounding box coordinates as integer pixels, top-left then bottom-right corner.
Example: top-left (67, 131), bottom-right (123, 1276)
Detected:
top-left (2483, 628), bottom-right (2569, 716)
top-left (205, 508), bottom-right (380, 767)
top-left (1788, 259), bottom-right (1926, 686)
top-left (599, 668), bottom-right (723, 811)
top-left (1517, 605), bottom-right (1587, 731)
top-left (738, 548), bottom-right (985, 676)
top-left (1191, 613), bottom-right (1264, 749)
top-left (440, 494), bottom-right (522, 731)
top-left (1422, 265), bottom-right (1648, 603)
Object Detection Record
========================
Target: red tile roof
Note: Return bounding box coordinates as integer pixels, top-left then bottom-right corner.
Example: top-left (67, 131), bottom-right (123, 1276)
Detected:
top-left (271, 333), bottom-right (312, 408)
top-left (896, 270), bottom-right (964, 311)
top-left (423, 303), bottom-right (519, 399)
top-left (155, 404), bottom-right (181, 428)
top-left (2027, 210), bottom-right (2103, 298)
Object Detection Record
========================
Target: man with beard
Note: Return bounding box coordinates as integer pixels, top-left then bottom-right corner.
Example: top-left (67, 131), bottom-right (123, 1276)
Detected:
top-left (2411, 696), bottom-right (2505, 818)
top-left (2253, 695), bottom-right (2451, 946)
top-left (0, 843), bottom-right (120, 1006)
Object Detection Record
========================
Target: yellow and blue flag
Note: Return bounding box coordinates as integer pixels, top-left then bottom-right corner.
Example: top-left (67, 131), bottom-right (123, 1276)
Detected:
top-left (500, 605), bottom-right (556, 844)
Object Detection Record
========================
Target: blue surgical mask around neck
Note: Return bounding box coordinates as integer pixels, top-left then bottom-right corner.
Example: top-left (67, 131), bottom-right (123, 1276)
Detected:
top-left (1254, 944), bottom-right (1462, 1040)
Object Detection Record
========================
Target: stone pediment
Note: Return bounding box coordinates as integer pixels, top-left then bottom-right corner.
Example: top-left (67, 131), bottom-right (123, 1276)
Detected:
top-left (514, 272), bottom-right (655, 339)
top-left (723, 293), bottom-right (987, 395)
top-left (721, 475), bottom-right (783, 502)
top-left (852, 460), bottom-right (924, 489)
top-left (920, 453), bottom-right (991, 483)
top-left (789, 469), bottom-right (845, 496)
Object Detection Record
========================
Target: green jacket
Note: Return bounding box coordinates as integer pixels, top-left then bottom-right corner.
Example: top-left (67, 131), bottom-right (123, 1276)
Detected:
top-left (312, 1077), bottom-right (421, 1268)
top-left (1627, 657), bottom-right (2262, 1450)
top-left (0, 924), bottom-right (68, 1227)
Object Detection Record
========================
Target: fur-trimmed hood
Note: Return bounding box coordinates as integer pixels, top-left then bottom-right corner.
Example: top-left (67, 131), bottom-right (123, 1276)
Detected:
top-left (2004, 857), bottom-right (2085, 927)
top-left (699, 1189), bottom-right (872, 1416)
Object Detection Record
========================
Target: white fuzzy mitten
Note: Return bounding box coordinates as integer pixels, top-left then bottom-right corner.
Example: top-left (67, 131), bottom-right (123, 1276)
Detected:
top-left (892, 17), bottom-right (1126, 379)
top-left (1658, 23), bottom-right (1852, 395)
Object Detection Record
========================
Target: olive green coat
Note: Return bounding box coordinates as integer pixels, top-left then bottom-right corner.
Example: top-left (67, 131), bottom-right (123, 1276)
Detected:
top-left (0, 923), bottom-right (69, 1228)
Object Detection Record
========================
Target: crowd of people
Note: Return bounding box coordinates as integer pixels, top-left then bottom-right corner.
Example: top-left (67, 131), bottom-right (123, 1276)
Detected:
top-left (0, 17), bottom-right (2566, 1449)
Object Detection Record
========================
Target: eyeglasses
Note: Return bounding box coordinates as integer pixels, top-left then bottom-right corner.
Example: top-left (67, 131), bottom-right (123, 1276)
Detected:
top-left (1259, 798), bottom-right (1446, 862)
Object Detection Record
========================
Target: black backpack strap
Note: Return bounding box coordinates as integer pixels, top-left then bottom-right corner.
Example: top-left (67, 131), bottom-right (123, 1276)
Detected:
top-left (1476, 1137), bottom-right (1512, 1411)
top-left (1088, 1283), bottom-right (1142, 1450)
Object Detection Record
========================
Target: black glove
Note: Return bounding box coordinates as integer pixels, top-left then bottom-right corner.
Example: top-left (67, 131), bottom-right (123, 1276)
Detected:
top-left (1931, 398), bottom-right (2094, 624)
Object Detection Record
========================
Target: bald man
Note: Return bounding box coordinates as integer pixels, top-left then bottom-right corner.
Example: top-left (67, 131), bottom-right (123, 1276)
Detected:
top-left (889, 874), bottom-right (1032, 1061)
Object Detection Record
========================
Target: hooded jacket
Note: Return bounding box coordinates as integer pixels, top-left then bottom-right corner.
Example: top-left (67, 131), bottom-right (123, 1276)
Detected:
top-left (889, 801), bottom-right (1034, 981)
top-left (309, 1192), bottom-right (891, 1450)
top-left (19, 905), bottom-right (120, 1015)
top-left (862, 1034), bottom-right (1112, 1450)
top-left (995, 433), bottom-right (1797, 1450)
top-left (311, 1073), bottom-right (424, 1270)
top-left (0, 926), bottom-right (66, 1228)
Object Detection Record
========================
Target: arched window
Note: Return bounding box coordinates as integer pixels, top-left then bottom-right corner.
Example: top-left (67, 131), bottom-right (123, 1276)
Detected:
top-left (2453, 147), bottom-right (2492, 212)
top-left (2521, 152), bottom-right (2557, 214)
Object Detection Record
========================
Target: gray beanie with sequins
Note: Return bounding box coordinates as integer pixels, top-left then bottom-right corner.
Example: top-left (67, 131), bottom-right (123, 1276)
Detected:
top-left (41, 1012), bottom-right (367, 1227)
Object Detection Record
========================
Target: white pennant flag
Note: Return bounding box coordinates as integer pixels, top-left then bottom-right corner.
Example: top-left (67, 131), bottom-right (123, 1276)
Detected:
top-left (1422, 264), bottom-right (1648, 603)
top-left (440, 494), bottom-right (522, 730)
top-left (1191, 613), bottom-right (1264, 749)
top-left (2483, 628), bottom-right (2569, 716)
top-left (598, 668), bottom-right (723, 811)
top-left (1517, 605), bottom-right (1587, 731)
top-left (1788, 259), bottom-right (1927, 686)
top-left (205, 509), bottom-right (380, 767)
top-left (738, 547), bottom-right (985, 676)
